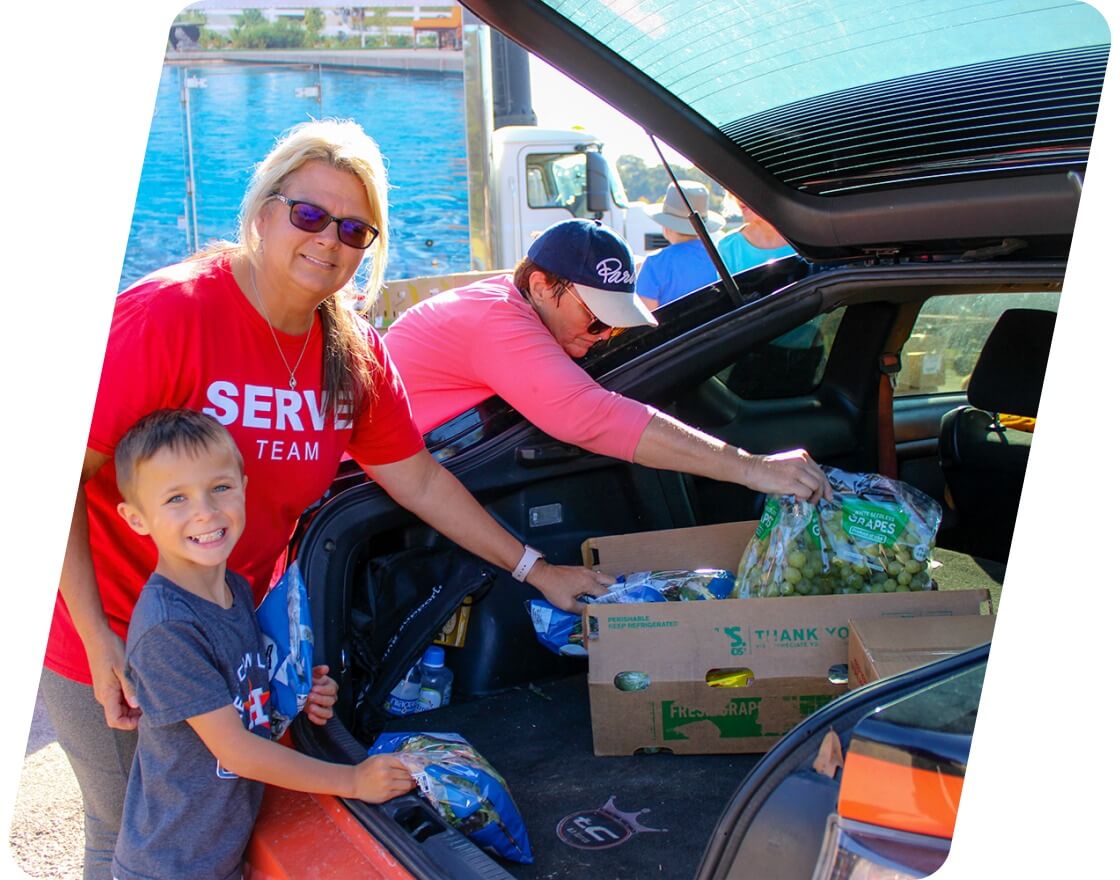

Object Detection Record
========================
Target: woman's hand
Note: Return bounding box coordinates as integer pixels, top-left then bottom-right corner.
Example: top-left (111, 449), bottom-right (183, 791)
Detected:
top-left (86, 629), bottom-right (141, 731)
top-left (304, 664), bottom-right (338, 726)
top-left (61, 447), bottom-right (142, 729)
top-left (634, 414), bottom-right (832, 503)
top-left (526, 562), bottom-right (614, 612)
top-left (742, 449), bottom-right (833, 504)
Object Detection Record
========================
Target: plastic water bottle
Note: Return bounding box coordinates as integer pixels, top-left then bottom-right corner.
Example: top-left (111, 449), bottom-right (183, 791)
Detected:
top-left (383, 661), bottom-right (423, 716)
top-left (418, 646), bottom-right (454, 711)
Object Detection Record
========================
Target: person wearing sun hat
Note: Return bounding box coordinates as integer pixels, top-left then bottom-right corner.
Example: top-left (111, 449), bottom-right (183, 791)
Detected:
top-left (637, 180), bottom-right (727, 310)
top-left (385, 217), bottom-right (831, 505)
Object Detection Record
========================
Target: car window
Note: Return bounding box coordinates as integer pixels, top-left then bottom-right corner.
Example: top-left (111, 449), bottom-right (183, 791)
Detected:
top-left (716, 309), bottom-right (845, 400)
top-left (894, 292), bottom-right (1060, 397)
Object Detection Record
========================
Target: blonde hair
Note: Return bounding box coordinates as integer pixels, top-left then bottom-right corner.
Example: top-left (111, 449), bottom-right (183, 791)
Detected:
top-left (237, 118), bottom-right (389, 411)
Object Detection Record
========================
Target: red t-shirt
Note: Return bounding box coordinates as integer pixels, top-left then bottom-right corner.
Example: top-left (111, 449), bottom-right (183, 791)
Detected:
top-left (45, 253), bottom-right (424, 684)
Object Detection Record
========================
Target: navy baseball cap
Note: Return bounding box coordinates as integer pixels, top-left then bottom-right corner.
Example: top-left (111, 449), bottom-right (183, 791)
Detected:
top-left (527, 219), bottom-right (657, 328)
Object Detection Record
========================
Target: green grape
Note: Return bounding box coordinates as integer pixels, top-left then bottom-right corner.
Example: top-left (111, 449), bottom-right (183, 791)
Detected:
top-left (897, 571), bottom-right (912, 587)
top-left (905, 560), bottom-right (922, 574)
top-left (780, 581), bottom-right (796, 596)
top-left (887, 561), bottom-right (903, 576)
top-left (788, 549), bottom-right (807, 569)
top-left (795, 579), bottom-right (813, 596)
top-left (785, 566), bottom-right (803, 585)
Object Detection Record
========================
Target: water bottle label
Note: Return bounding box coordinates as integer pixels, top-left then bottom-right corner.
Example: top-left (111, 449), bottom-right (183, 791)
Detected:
top-left (384, 673), bottom-right (421, 716)
top-left (384, 692), bottom-right (419, 715)
top-left (418, 687), bottom-right (443, 710)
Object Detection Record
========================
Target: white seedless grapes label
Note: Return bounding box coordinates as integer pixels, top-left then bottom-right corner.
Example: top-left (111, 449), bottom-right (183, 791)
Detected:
top-left (840, 499), bottom-right (909, 547)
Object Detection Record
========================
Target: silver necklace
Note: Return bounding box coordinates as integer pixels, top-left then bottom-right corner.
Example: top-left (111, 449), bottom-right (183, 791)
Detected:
top-left (248, 266), bottom-right (314, 390)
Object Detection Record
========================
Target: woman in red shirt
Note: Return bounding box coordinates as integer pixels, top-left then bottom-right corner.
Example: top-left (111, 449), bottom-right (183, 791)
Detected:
top-left (43, 119), bottom-right (608, 880)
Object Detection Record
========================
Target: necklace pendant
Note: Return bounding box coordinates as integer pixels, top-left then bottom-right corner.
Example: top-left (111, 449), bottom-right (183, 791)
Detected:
top-left (289, 376), bottom-right (297, 390)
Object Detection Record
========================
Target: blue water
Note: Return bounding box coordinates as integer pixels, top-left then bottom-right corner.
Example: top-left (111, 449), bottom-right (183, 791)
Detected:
top-left (120, 63), bottom-right (470, 291)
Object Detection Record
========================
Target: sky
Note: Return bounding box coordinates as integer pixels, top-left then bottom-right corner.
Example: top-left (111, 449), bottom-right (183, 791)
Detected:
top-left (1, 2), bottom-right (1117, 878)
top-left (529, 54), bottom-right (690, 166)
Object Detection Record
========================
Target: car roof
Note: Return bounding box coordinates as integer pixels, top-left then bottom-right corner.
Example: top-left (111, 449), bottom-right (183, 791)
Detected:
top-left (463, 0), bottom-right (1109, 261)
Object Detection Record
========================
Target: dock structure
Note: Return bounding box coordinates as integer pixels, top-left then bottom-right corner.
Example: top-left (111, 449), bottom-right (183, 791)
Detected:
top-left (166, 48), bottom-right (463, 75)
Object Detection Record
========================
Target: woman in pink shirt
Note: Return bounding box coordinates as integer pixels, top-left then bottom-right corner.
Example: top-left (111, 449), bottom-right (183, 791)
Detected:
top-left (385, 218), bottom-right (831, 502)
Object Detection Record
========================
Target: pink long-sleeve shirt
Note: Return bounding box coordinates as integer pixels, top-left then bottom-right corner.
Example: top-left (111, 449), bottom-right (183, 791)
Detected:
top-left (383, 275), bottom-right (657, 461)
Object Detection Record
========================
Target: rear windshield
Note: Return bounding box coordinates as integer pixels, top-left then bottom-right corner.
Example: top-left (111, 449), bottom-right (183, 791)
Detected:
top-left (543, 0), bottom-right (1109, 194)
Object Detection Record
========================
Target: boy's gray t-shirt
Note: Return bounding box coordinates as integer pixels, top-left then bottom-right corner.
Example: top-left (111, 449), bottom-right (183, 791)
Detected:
top-left (112, 571), bottom-right (273, 880)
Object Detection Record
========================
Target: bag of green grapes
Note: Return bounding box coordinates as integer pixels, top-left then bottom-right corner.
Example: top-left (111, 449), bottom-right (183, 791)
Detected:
top-left (732, 466), bottom-right (943, 598)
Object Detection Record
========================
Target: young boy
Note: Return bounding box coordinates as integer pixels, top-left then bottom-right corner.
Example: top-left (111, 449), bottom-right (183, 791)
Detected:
top-left (109, 409), bottom-right (414, 880)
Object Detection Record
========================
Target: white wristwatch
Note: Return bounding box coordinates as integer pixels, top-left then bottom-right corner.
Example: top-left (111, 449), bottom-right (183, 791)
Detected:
top-left (511, 545), bottom-right (544, 582)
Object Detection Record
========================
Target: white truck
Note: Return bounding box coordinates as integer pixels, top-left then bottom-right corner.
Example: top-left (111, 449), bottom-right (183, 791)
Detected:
top-left (480, 125), bottom-right (664, 268)
top-left (377, 125), bottom-right (663, 324)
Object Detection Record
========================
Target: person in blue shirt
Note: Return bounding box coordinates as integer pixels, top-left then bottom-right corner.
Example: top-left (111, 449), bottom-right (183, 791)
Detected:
top-left (637, 181), bottom-right (726, 310)
top-left (717, 195), bottom-right (796, 274)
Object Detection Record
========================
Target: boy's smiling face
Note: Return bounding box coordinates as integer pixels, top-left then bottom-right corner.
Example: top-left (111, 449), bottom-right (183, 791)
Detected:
top-left (117, 441), bottom-right (247, 580)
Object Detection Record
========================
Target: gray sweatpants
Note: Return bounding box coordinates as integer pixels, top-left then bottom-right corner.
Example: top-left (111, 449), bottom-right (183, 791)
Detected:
top-left (39, 667), bottom-right (137, 880)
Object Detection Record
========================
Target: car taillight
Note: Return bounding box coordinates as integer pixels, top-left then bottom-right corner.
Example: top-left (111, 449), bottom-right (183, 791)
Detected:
top-left (812, 814), bottom-right (951, 880)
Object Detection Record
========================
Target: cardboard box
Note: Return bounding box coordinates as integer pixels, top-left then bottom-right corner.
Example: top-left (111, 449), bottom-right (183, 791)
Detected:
top-left (580, 522), bottom-right (989, 756)
top-left (898, 350), bottom-right (946, 392)
top-left (847, 615), bottom-right (996, 689)
top-left (897, 332), bottom-right (948, 392)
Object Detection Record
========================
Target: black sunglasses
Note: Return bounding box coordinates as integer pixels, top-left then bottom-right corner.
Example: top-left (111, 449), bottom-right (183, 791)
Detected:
top-left (269, 192), bottom-right (379, 249)
top-left (568, 287), bottom-right (618, 336)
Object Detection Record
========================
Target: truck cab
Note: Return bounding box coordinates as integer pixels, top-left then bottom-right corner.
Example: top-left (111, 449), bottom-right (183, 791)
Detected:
top-left (488, 126), bottom-right (663, 269)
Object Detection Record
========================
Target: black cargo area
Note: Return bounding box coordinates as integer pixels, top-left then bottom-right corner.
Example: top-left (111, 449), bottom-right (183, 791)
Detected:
top-left (326, 514), bottom-right (1004, 880)
top-left (382, 672), bottom-right (762, 880)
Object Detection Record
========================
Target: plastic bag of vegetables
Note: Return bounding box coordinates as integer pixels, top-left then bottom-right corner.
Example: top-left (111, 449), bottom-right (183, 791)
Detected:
top-left (368, 732), bottom-right (532, 863)
top-left (732, 467), bottom-right (942, 598)
top-left (527, 569), bottom-right (735, 655)
top-left (256, 564), bottom-right (314, 737)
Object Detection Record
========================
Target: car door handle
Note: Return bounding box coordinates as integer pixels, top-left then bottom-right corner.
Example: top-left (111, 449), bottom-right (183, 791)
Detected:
top-left (516, 442), bottom-right (585, 465)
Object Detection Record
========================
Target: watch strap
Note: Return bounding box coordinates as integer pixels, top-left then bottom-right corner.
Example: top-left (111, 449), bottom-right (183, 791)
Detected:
top-left (512, 545), bottom-right (544, 582)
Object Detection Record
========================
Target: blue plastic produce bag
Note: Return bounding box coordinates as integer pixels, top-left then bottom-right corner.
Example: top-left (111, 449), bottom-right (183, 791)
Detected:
top-left (256, 565), bottom-right (314, 737)
top-left (369, 732), bottom-right (532, 864)
top-left (527, 569), bottom-right (736, 655)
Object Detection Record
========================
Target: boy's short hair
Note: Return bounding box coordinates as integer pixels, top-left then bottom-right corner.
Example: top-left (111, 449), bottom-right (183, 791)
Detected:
top-left (115, 409), bottom-right (243, 502)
